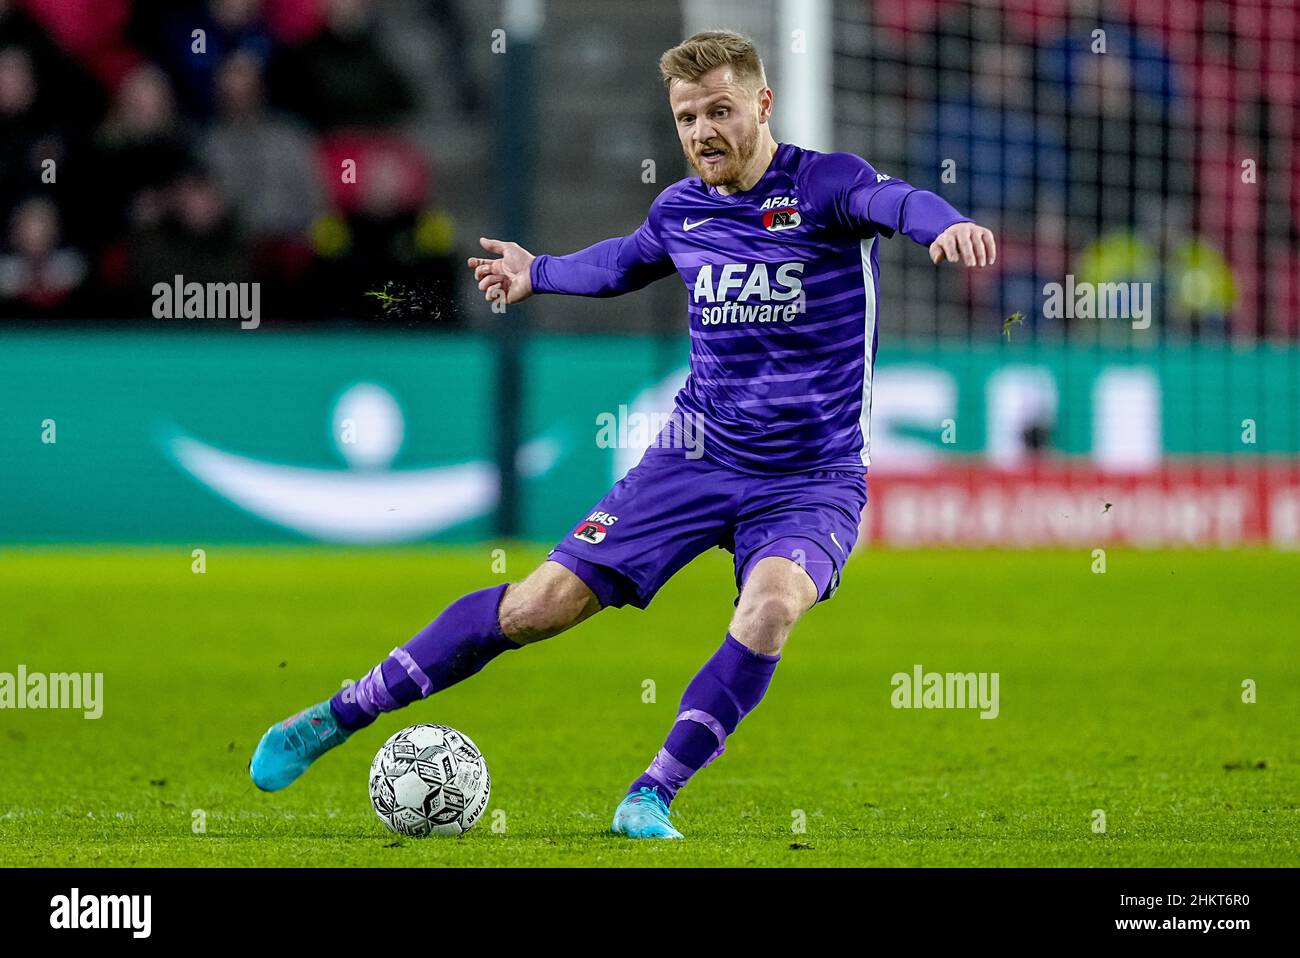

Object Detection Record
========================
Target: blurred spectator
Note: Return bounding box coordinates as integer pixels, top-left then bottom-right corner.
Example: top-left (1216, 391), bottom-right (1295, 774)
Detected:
top-left (0, 196), bottom-right (88, 317)
top-left (145, 0), bottom-right (276, 118)
top-left (429, 0), bottom-right (482, 115)
top-left (0, 48), bottom-right (50, 211)
top-left (1038, 11), bottom-right (1191, 238)
top-left (0, 0), bottom-right (105, 125)
top-left (1039, 2), bottom-right (1179, 109)
top-left (1164, 235), bottom-right (1236, 339)
top-left (912, 11), bottom-right (1071, 330)
top-left (270, 0), bottom-right (414, 130)
top-left (203, 49), bottom-right (320, 236)
top-left (916, 36), bottom-right (1067, 228)
top-left (90, 63), bottom-right (195, 246)
top-left (114, 167), bottom-right (252, 318)
top-left (305, 135), bottom-right (459, 326)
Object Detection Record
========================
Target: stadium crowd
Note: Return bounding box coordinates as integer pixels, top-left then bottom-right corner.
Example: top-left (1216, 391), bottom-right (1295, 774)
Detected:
top-left (0, 0), bottom-right (1296, 338)
top-left (0, 0), bottom-right (469, 325)
top-left (880, 0), bottom-right (1299, 339)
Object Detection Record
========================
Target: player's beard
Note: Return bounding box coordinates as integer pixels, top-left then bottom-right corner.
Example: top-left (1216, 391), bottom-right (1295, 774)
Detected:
top-left (687, 123), bottom-right (760, 189)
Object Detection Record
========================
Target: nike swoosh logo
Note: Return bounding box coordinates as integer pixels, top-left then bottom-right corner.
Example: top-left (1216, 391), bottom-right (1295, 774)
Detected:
top-left (683, 217), bottom-right (715, 231)
top-left (830, 532), bottom-right (845, 554)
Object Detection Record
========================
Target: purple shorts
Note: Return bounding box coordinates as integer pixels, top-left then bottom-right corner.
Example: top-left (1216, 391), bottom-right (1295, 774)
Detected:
top-left (547, 444), bottom-right (868, 610)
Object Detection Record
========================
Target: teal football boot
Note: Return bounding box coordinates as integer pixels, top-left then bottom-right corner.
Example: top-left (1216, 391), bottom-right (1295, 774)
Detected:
top-left (611, 786), bottom-right (684, 839)
top-left (249, 700), bottom-right (352, 792)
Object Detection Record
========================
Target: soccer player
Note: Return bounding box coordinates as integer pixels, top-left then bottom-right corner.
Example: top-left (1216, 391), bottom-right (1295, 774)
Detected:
top-left (249, 31), bottom-right (996, 838)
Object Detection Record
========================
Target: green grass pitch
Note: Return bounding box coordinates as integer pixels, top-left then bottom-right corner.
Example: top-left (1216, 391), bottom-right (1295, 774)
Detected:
top-left (1, 546), bottom-right (1295, 867)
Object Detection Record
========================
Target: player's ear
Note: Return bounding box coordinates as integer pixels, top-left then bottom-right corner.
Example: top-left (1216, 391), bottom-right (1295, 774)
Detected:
top-left (757, 86), bottom-right (773, 123)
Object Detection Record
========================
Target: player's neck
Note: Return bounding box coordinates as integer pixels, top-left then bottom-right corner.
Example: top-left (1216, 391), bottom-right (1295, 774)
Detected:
top-left (715, 136), bottom-right (779, 196)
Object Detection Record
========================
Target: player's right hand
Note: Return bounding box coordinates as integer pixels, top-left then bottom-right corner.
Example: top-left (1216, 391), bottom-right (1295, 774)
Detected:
top-left (468, 237), bottom-right (535, 305)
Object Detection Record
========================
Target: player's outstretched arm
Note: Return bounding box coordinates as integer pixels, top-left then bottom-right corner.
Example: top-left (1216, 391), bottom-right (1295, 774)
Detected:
top-left (820, 153), bottom-right (997, 270)
top-left (928, 222), bottom-right (997, 268)
top-left (468, 230), bottom-right (672, 302)
top-left (472, 214), bottom-right (675, 302)
top-left (468, 236), bottom-right (535, 305)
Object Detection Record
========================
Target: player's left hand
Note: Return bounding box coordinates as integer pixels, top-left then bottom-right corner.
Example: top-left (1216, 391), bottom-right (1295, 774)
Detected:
top-left (929, 222), bottom-right (996, 267)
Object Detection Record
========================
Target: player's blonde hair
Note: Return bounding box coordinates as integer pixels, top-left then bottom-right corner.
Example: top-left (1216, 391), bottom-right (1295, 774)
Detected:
top-left (659, 31), bottom-right (767, 92)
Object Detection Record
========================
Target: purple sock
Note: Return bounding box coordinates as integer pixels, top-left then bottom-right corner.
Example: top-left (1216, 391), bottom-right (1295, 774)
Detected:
top-left (329, 584), bottom-right (519, 731)
top-left (629, 634), bottom-right (780, 804)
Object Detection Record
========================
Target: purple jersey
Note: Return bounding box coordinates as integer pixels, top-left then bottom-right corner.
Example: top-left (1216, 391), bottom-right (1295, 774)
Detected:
top-left (530, 142), bottom-right (970, 474)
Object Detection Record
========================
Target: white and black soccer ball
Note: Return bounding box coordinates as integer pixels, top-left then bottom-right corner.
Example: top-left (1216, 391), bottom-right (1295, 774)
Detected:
top-left (369, 724), bottom-right (490, 837)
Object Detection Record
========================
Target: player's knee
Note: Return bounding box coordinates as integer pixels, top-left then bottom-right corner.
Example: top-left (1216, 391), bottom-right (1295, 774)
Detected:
top-left (732, 592), bottom-right (803, 652)
top-left (498, 584), bottom-right (572, 644)
top-left (753, 593), bottom-right (803, 631)
top-left (498, 570), bottom-right (596, 644)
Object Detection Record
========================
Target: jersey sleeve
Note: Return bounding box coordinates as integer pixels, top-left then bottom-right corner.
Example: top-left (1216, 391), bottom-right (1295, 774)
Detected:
top-left (817, 152), bottom-right (972, 246)
top-left (529, 194), bottom-right (676, 298)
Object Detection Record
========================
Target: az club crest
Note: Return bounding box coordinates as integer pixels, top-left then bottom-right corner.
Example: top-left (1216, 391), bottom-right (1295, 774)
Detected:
top-left (574, 510), bottom-right (618, 544)
top-left (763, 208), bottom-right (802, 232)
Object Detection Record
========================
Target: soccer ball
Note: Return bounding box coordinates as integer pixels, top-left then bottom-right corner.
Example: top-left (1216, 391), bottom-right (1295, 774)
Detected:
top-left (368, 724), bottom-right (490, 837)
